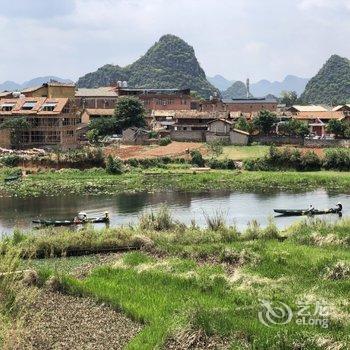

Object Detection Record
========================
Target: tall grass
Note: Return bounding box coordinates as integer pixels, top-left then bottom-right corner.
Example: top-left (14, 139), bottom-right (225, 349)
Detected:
top-left (139, 205), bottom-right (176, 231)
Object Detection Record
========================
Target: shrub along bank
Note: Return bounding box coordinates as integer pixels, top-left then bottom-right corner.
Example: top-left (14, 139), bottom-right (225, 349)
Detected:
top-left (244, 146), bottom-right (350, 171)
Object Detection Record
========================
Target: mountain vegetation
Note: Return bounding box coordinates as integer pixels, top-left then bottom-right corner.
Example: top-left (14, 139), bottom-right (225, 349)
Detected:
top-left (300, 55), bottom-right (350, 105)
top-left (221, 81), bottom-right (248, 99)
top-left (77, 35), bottom-right (218, 98)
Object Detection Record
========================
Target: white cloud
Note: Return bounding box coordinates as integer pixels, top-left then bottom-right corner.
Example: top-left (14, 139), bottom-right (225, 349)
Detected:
top-left (298, 0), bottom-right (350, 10)
top-left (0, 0), bottom-right (349, 83)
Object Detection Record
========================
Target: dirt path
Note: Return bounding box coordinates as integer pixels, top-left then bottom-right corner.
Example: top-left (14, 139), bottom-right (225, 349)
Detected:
top-left (105, 142), bottom-right (206, 159)
top-left (8, 291), bottom-right (142, 350)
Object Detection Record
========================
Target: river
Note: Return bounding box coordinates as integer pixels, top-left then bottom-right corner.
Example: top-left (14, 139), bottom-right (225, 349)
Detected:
top-left (0, 189), bottom-right (349, 236)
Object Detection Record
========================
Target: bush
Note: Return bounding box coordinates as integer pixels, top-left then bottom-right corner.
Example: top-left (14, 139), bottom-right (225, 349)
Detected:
top-left (208, 158), bottom-right (235, 170)
top-left (106, 155), bottom-right (123, 174)
top-left (158, 137), bottom-right (171, 146)
top-left (0, 154), bottom-right (21, 167)
top-left (207, 140), bottom-right (224, 157)
top-left (190, 150), bottom-right (205, 167)
top-left (139, 205), bottom-right (175, 231)
top-left (204, 210), bottom-right (226, 231)
top-left (323, 148), bottom-right (350, 171)
top-left (299, 151), bottom-right (321, 171)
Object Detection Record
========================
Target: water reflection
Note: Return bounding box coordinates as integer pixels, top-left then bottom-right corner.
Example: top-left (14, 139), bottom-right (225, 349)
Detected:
top-left (0, 189), bottom-right (349, 236)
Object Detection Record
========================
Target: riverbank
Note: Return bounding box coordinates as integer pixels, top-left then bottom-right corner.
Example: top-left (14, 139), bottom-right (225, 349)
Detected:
top-left (1, 167), bottom-right (350, 198)
top-left (1, 216), bottom-right (349, 349)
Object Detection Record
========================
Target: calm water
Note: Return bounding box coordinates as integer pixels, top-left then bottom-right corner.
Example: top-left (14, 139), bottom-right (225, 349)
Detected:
top-left (0, 189), bottom-right (349, 236)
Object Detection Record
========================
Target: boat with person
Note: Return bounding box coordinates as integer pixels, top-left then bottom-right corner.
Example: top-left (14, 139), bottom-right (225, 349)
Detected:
top-left (274, 203), bottom-right (342, 216)
top-left (32, 212), bottom-right (110, 226)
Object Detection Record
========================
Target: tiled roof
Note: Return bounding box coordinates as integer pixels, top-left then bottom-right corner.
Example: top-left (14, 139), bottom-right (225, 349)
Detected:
top-left (293, 111), bottom-right (344, 120)
top-left (151, 110), bottom-right (229, 120)
top-left (290, 105), bottom-right (328, 112)
top-left (223, 98), bottom-right (277, 104)
top-left (85, 108), bottom-right (115, 116)
top-left (232, 128), bottom-right (250, 135)
top-left (0, 97), bottom-right (69, 115)
top-left (332, 104), bottom-right (350, 111)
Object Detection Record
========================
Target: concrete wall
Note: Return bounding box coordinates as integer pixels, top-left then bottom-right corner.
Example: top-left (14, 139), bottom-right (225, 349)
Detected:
top-left (205, 132), bottom-right (230, 143)
top-left (170, 130), bottom-right (204, 142)
top-left (207, 120), bottom-right (231, 134)
top-left (304, 139), bottom-right (350, 148)
top-left (229, 131), bottom-right (249, 145)
top-left (250, 135), bottom-right (303, 146)
top-left (0, 129), bottom-right (11, 148)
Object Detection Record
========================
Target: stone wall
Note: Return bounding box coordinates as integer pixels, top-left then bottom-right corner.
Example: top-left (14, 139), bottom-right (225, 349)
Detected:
top-left (250, 135), bottom-right (303, 146)
top-left (205, 132), bottom-right (230, 143)
top-left (304, 139), bottom-right (350, 148)
top-left (229, 131), bottom-right (249, 145)
top-left (170, 130), bottom-right (205, 142)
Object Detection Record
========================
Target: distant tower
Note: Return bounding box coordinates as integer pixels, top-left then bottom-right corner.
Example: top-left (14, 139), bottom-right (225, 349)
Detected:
top-left (246, 78), bottom-right (250, 99)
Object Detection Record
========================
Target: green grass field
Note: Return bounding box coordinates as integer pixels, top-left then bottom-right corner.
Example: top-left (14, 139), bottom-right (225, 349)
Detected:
top-left (1, 167), bottom-right (350, 198)
top-left (2, 216), bottom-right (349, 349)
top-left (219, 145), bottom-right (270, 160)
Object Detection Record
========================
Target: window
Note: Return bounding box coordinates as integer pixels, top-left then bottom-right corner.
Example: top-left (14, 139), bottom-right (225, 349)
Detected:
top-left (1, 103), bottom-right (15, 111)
top-left (20, 131), bottom-right (30, 143)
top-left (47, 131), bottom-right (61, 142)
top-left (41, 103), bottom-right (57, 112)
top-left (31, 131), bottom-right (45, 143)
top-left (22, 101), bottom-right (37, 110)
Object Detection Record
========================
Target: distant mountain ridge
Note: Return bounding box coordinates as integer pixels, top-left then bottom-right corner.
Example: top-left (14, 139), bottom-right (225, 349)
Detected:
top-left (78, 34), bottom-right (218, 98)
top-left (0, 76), bottom-right (74, 92)
top-left (207, 75), bottom-right (233, 91)
top-left (300, 55), bottom-right (350, 105)
top-left (208, 75), bottom-right (309, 97)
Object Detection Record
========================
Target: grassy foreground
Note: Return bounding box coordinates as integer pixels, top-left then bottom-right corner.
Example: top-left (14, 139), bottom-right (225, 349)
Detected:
top-left (0, 167), bottom-right (350, 197)
top-left (1, 211), bottom-right (350, 349)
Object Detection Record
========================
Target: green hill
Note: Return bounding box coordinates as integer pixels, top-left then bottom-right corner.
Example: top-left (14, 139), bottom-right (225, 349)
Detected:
top-left (300, 55), bottom-right (350, 105)
top-left (77, 35), bottom-right (217, 99)
top-left (221, 81), bottom-right (248, 99)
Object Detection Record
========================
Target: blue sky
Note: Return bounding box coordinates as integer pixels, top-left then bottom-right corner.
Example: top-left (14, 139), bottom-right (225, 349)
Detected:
top-left (0, 0), bottom-right (350, 83)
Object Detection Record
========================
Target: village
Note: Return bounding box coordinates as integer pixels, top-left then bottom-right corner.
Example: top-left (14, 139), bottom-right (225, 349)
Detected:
top-left (0, 79), bottom-right (349, 153)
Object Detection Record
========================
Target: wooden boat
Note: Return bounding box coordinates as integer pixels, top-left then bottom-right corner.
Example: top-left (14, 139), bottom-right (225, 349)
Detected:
top-left (274, 206), bottom-right (342, 216)
top-left (32, 216), bottom-right (109, 226)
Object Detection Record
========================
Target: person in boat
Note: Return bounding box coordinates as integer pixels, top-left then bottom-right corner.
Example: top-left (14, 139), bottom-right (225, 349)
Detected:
top-left (306, 204), bottom-right (315, 214)
top-left (330, 203), bottom-right (343, 213)
top-left (74, 212), bottom-right (88, 224)
top-left (104, 211), bottom-right (110, 222)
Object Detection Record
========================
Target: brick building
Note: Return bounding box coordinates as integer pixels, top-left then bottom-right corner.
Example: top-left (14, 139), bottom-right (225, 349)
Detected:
top-left (223, 97), bottom-right (278, 114)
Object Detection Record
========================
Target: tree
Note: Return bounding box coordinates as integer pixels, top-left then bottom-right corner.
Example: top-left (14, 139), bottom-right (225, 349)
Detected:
top-left (207, 140), bottom-right (223, 157)
top-left (280, 91), bottom-right (298, 107)
top-left (86, 129), bottom-right (100, 144)
top-left (281, 119), bottom-right (309, 137)
top-left (253, 110), bottom-right (277, 135)
top-left (88, 117), bottom-right (118, 136)
top-left (234, 116), bottom-right (254, 134)
top-left (0, 117), bottom-right (29, 148)
top-left (106, 155), bottom-right (123, 175)
top-left (326, 119), bottom-right (345, 138)
top-left (114, 96), bottom-right (146, 131)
